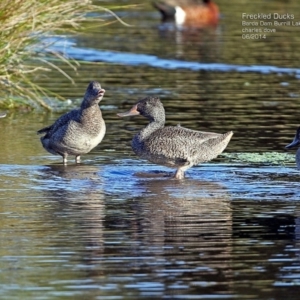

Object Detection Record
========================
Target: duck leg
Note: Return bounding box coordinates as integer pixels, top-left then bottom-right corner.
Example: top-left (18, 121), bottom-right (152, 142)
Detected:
top-left (174, 168), bottom-right (185, 179)
top-left (75, 155), bottom-right (81, 164)
top-left (62, 154), bottom-right (68, 165)
top-left (174, 163), bottom-right (193, 179)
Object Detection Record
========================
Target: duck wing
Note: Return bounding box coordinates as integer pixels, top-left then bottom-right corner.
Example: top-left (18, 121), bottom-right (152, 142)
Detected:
top-left (37, 109), bottom-right (80, 137)
top-left (149, 126), bottom-right (222, 145)
top-left (140, 126), bottom-right (230, 165)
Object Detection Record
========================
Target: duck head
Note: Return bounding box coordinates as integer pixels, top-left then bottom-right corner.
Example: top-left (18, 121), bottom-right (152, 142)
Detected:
top-left (117, 96), bottom-right (165, 122)
top-left (81, 81), bottom-right (105, 108)
top-left (286, 127), bottom-right (300, 149)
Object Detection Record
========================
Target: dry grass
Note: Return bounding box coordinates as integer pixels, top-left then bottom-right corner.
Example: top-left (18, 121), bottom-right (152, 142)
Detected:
top-left (0, 0), bottom-right (130, 110)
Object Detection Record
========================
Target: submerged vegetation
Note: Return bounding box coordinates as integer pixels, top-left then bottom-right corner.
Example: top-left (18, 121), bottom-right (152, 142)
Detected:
top-left (0, 0), bottom-right (129, 110)
top-left (223, 152), bottom-right (295, 165)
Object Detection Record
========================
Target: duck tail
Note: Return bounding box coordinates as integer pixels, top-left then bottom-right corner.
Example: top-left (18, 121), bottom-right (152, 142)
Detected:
top-left (37, 126), bottom-right (51, 135)
top-left (224, 131), bottom-right (234, 142)
top-left (221, 131), bottom-right (233, 150)
top-left (152, 1), bottom-right (176, 21)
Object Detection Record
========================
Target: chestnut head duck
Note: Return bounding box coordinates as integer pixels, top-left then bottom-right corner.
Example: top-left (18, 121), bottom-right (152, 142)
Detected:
top-left (153, 0), bottom-right (220, 28)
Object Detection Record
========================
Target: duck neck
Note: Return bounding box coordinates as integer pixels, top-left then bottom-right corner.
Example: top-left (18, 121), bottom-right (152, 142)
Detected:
top-left (80, 104), bottom-right (102, 124)
top-left (81, 99), bottom-right (97, 110)
top-left (140, 118), bottom-right (165, 139)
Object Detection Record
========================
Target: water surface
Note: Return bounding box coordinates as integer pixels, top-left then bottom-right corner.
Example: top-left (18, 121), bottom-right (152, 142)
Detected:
top-left (1, 0), bottom-right (300, 299)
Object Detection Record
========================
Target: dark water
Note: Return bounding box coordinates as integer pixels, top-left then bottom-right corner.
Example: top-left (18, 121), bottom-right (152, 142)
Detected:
top-left (1, 0), bottom-right (300, 299)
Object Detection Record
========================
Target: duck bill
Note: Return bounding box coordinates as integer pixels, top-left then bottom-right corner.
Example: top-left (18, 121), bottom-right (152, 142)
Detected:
top-left (97, 89), bottom-right (105, 99)
top-left (286, 136), bottom-right (300, 149)
top-left (98, 88), bottom-right (105, 95)
top-left (117, 104), bottom-right (140, 117)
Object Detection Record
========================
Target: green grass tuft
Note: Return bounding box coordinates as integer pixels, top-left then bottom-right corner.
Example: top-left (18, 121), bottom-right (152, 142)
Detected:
top-left (0, 0), bottom-right (133, 110)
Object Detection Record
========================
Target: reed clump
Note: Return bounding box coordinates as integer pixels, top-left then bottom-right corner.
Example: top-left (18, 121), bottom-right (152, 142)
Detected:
top-left (0, 0), bottom-right (117, 110)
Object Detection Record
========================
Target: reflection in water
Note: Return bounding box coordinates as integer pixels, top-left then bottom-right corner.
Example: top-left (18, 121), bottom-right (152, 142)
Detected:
top-left (176, 27), bottom-right (221, 61)
top-left (2, 0), bottom-right (300, 298)
top-left (1, 163), bottom-right (300, 298)
top-left (102, 173), bottom-right (234, 297)
top-left (34, 164), bottom-right (106, 293)
top-left (42, 163), bottom-right (102, 181)
top-left (157, 22), bottom-right (221, 61)
top-left (39, 163), bottom-right (105, 248)
top-left (133, 177), bottom-right (232, 246)
top-left (231, 200), bottom-right (300, 299)
top-left (0, 164), bottom-right (106, 299)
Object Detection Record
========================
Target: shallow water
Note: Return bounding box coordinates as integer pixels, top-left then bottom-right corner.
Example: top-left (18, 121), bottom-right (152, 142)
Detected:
top-left (1, 0), bottom-right (300, 299)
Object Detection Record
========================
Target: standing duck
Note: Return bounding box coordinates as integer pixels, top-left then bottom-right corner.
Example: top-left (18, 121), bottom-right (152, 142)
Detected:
top-left (37, 81), bottom-right (106, 164)
top-left (285, 127), bottom-right (300, 169)
top-left (117, 96), bottom-right (233, 179)
top-left (153, 0), bottom-right (220, 28)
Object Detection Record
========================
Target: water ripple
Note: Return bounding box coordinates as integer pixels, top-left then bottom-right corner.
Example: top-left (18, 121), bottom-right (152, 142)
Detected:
top-left (43, 37), bottom-right (300, 75)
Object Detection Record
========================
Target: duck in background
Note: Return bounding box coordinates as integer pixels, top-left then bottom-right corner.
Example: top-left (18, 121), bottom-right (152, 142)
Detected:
top-left (152, 0), bottom-right (220, 28)
top-left (285, 127), bottom-right (300, 169)
top-left (118, 96), bottom-right (232, 179)
top-left (38, 81), bottom-right (106, 164)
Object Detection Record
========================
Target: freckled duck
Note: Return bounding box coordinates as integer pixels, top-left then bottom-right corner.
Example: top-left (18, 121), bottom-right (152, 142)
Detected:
top-left (153, 0), bottom-right (219, 28)
top-left (37, 81), bottom-right (106, 164)
top-left (117, 96), bottom-right (233, 179)
top-left (285, 127), bottom-right (300, 169)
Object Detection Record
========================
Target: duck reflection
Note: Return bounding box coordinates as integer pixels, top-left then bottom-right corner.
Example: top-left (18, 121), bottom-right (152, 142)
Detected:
top-left (33, 164), bottom-right (300, 297)
top-left (153, 0), bottom-right (222, 61)
top-left (127, 176), bottom-right (232, 252)
top-left (157, 24), bottom-right (221, 60)
top-left (100, 175), bottom-right (234, 296)
top-left (38, 164), bottom-right (105, 255)
top-left (43, 163), bottom-right (102, 181)
top-left (38, 163), bottom-right (233, 285)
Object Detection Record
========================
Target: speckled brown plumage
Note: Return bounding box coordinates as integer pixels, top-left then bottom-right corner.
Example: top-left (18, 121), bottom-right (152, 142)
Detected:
top-left (118, 96), bottom-right (233, 179)
top-left (37, 81), bottom-right (106, 164)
